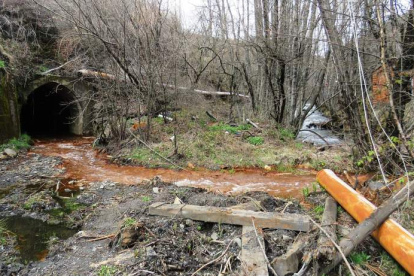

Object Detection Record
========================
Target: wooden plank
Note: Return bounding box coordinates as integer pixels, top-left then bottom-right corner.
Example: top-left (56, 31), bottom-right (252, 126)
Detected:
top-left (149, 202), bottom-right (310, 232)
top-left (241, 226), bottom-right (268, 276)
top-left (231, 202), bottom-right (268, 276)
top-left (317, 196), bottom-right (338, 260)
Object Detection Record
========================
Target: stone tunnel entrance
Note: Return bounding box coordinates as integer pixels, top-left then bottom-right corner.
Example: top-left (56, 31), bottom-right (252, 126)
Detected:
top-left (20, 82), bottom-right (82, 136)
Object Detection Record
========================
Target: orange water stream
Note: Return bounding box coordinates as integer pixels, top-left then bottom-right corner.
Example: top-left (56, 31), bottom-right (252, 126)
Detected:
top-left (31, 137), bottom-right (316, 198)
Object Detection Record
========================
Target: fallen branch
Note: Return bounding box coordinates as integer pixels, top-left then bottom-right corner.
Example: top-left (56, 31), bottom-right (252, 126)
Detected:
top-left (87, 234), bottom-right (116, 242)
top-left (128, 130), bottom-right (186, 170)
top-left (41, 58), bottom-right (79, 75)
top-left (318, 169), bottom-right (414, 275)
top-left (191, 239), bottom-right (235, 276)
top-left (206, 111), bottom-right (217, 122)
top-left (309, 216), bottom-right (356, 276)
top-left (298, 130), bottom-right (330, 146)
top-left (246, 119), bottom-right (261, 129)
top-left (321, 179), bottom-right (414, 275)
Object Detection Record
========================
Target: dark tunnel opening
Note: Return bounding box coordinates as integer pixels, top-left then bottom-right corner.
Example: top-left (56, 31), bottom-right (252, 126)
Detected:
top-left (20, 83), bottom-right (80, 137)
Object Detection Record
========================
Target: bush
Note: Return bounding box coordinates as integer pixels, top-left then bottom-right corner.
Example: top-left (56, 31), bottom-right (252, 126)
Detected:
top-left (0, 134), bottom-right (32, 151)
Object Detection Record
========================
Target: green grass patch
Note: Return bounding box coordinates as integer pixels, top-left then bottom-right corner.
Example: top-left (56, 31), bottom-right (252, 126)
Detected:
top-left (275, 164), bottom-right (297, 173)
top-left (0, 134), bottom-right (32, 152)
top-left (60, 197), bottom-right (85, 213)
top-left (38, 65), bottom-right (48, 73)
top-left (97, 265), bottom-right (118, 276)
top-left (0, 60), bottom-right (5, 68)
top-left (350, 252), bottom-right (370, 265)
top-left (313, 205), bottom-right (324, 219)
top-left (246, 136), bottom-right (264, 146)
top-left (141, 196), bottom-right (152, 202)
top-left (209, 123), bottom-right (251, 134)
top-left (122, 217), bottom-right (137, 228)
top-left (279, 127), bottom-right (295, 141)
top-left (302, 187), bottom-right (310, 197)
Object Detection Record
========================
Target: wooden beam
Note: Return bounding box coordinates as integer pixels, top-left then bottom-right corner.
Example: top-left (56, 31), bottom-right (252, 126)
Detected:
top-left (231, 202), bottom-right (268, 276)
top-left (241, 226), bottom-right (268, 276)
top-left (149, 202), bottom-right (310, 232)
top-left (317, 197), bottom-right (338, 260)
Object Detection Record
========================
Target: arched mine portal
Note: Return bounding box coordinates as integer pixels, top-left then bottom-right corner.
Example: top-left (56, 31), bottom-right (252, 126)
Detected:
top-left (20, 82), bottom-right (82, 136)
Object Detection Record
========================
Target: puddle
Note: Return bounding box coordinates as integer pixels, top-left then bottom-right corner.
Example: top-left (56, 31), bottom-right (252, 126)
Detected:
top-left (31, 137), bottom-right (316, 198)
top-left (1, 216), bottom-right (77, 262)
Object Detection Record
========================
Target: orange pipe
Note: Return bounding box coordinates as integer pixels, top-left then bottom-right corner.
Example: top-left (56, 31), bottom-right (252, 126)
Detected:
top-left (317, 169), bottom-right (414, 275)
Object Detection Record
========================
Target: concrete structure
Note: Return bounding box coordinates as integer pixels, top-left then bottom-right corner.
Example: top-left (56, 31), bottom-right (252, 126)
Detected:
top-left (0, 74), bottom-right (94, 143)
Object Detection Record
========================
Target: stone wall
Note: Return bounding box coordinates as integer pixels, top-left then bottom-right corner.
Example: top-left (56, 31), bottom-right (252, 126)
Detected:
top-left (0, 74), bottom-right (19, 143)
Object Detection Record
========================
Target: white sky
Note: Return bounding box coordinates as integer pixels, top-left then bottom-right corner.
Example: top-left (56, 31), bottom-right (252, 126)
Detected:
top-left (168, 0), bottom-right (205, 27)
top-left (168, 0), bottom-right (413, 29)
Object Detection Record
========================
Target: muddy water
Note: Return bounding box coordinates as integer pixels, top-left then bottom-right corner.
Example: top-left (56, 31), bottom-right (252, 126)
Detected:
top-left (31, 137), bottom-right (316, 198)
top-left (1, 216), bottom-right (77, 262)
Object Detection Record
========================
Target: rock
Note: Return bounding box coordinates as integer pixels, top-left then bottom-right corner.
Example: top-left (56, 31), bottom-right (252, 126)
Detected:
top-left (264, 165), bottom-right (272, 171)
top-left (146, 246), bottom-right (157, 258)
top-left (0, 153), bottom-right (7, 160)
top-left (368, 181), bottom-right (387, 191)
top-left (187, 163), bottom-right (195, 169)
top-left (211, 232), bottom-right (219, 241)
top-left (4, 148), bottom-right (17, 158)
top-left (185, 219), bottom-right (194, 226)
top-left (152, 187), bottom-right (159, 194)
top-left (234, 238), bottom-right (242, 248)
top-left (76, 193), bottom-right (96, 206)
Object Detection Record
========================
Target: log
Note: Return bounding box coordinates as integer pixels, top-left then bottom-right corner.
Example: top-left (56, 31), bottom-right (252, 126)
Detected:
top-left (149, 202), bottom-right (310, 232)
top-left (317, 169), bottom-right (414, 275)
top-left (77, 69), bottom-right (117, 81)
top-left (246, 119), bottom-right (261, 129)
top-left (317, 197), bottom-right (337, 260)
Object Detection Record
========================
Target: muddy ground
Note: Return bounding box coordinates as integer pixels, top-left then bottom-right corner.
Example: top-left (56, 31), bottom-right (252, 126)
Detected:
top-left (0, 151), bottom-right (310, 276)
top-left (0, 150), bottom-right (408, 276)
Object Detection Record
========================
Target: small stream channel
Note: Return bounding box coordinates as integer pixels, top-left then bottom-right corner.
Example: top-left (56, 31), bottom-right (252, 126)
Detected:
top-left (31, 137), bottom-right (316, 198)
top-left (2, 111), bottom-right (341, 263)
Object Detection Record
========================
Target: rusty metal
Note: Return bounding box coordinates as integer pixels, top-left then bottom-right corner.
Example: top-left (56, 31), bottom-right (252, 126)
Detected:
top-left (317, 169), bottom-right (414, 275)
